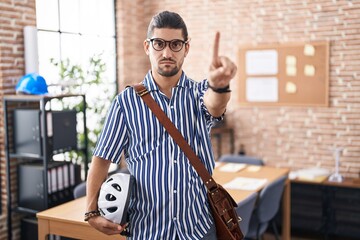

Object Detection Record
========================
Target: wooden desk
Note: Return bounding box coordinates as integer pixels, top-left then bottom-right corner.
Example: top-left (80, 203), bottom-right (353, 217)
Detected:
top-left (213, 164), bottom-right (291, 240)
top-left (37, 165), bottom-right (290, 240)
top-left (37, 197), bottom-right (124, 240)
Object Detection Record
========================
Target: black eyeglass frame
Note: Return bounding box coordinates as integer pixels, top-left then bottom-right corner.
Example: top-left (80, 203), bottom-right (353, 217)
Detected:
top-left (146, 38), bottom-right (189, 52)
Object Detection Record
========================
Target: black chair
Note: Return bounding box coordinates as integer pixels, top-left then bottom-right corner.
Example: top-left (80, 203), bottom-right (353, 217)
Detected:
top-left (218, 154), bottom-right (264, 166)
top-left (245, 175), bottom-right (287, 240)
top-left (73, 181), bottom-right (87, 199)
top-left (237, 192), bottom-right (258, 237)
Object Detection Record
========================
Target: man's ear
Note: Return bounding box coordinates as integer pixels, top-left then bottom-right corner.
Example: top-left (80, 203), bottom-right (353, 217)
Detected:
top-left (144, 40), bottom-right (150, 55)
top-left (185, 38), bottom-right (190, 57)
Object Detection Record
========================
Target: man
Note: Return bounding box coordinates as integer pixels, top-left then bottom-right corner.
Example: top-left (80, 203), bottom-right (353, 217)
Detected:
top-left (86, 11), bottom-right (237, 239)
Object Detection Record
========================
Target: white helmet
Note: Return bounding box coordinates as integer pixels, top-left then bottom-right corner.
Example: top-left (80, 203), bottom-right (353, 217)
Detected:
top-left (98, 173), bottom-right (135, 224)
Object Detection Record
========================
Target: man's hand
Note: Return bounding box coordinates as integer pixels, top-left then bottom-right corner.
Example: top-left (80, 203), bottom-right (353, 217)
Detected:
top-left (204, 32), bottom-right (236, 117)
top-left (88, 215), bottom-right (127, 235)
top-left (208, 32), bottom-right (237, 88)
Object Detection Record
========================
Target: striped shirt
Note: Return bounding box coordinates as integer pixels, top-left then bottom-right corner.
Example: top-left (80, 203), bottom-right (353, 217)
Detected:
top-left (93, 70), bottom-right (222, 240)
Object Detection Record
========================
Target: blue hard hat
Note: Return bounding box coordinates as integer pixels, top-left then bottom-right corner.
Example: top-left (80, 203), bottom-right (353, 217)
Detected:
top-left (16, 73), bottom-right (48, 95)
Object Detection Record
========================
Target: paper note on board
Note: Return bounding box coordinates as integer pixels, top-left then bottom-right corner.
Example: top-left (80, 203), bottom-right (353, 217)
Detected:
top-left (286, 82), bottom-right (297, 94)
top-left (286, 55), bottom-right (297, 66)
top-left (286, 66), bottom-right (297, 76)
top-left (246, 50), bottom-right (278, 75)
top-left (304, 44), bottom-right (315, 56)
top-left (246, 77), bottom-right (278, 102)
top-left (304, 65), bottom-right (316, 76)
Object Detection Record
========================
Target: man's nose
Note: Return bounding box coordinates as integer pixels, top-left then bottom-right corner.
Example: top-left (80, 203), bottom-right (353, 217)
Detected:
top-left (162, 44), bottom-right (173, 58)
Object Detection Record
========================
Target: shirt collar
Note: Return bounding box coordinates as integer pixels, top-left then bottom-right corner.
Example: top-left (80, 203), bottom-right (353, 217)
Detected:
top-left (143, 70), bottom-right (188, 92)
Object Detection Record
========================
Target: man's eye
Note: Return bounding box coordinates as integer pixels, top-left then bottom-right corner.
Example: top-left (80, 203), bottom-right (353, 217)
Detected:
top-left (154, 40), bottom-right (165, 48)
top-left (171, 41), bottom-right (182, 48)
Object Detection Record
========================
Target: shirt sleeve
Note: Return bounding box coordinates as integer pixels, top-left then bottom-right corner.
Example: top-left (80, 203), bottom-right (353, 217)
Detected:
top-left (198, 79), bottom-right (224, 127)
top-left (92, 96), bottom-right (129, 164)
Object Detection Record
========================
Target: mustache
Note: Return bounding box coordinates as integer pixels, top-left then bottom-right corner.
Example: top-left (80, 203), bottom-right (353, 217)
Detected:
top-left (160, 57), bottom-right (175, 63)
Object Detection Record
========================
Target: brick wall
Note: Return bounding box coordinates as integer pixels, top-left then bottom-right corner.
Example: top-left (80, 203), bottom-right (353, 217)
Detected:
top-left (0, 0), bottom-right (37, 238)
top-left (116, 0), bottom-right (150, 90)
top-left (1, 0), bottom-right (359, 239)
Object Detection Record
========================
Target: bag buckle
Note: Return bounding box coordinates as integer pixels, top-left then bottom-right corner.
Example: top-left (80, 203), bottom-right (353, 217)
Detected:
top-left (226, 218), bottom-right (235, 228)
top-left (208, 181), bottom-right (220, 194)
top-left (209, 188), bottom-right (219, 195)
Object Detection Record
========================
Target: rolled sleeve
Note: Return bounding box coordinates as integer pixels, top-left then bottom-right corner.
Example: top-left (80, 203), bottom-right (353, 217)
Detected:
top-left (93, 96), bottom-right (128, 164)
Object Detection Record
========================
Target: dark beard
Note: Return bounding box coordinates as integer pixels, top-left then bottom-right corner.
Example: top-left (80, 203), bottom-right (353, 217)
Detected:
top-left (157, 66), bottom-right (179, 77)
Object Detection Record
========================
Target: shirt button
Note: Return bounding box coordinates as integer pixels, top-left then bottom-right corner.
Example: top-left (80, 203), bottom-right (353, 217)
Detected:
top-left (174, 217), bottom-right (177, 221)
top-left (170, 105), bottom-right (174, 109)
top-left (174, 160), bottom-right (177, 164)
top-left (174, 190), bottom-right (177, 193)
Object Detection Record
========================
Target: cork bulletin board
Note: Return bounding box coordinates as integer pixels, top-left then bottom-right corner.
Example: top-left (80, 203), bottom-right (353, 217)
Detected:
top-left (237, 41), bottom-right (329, 107)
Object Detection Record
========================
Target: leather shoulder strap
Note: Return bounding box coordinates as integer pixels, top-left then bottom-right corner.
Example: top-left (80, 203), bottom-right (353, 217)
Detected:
top-left (132, 84), bottom-right (218, 191)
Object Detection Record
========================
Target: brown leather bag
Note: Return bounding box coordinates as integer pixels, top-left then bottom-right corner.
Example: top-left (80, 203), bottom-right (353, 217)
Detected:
top-left (207, 185), bottom-right (244, 240)
top-left (133, 84), bottom-right (244, 240)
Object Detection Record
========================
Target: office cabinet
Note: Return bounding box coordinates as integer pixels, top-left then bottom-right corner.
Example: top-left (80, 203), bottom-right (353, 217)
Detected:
top-left (13, 109), bottom-right (42, 155)
top-left (13, 109), bottom-right (77, 156)
top-left (291, 182), bottom-right (325, 232)
top-left (327, 186), bottom-right (360, 238)
top-left (3, 94), bottom-right (89, 240)
top-left (290, 180), bottom-right (360, 240)
top-left (18, 161), bottom-right (81, 211)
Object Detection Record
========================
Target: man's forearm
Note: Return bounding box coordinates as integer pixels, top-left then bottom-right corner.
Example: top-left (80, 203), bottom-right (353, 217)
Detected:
top-left (204, 89), bottom-right (231, 117)
top-left (86, 156), bottom-right (111, 212)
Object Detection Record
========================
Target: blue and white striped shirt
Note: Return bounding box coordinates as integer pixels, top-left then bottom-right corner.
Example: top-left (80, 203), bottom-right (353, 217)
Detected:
top-left (93, 71), bottom-right (222, 239)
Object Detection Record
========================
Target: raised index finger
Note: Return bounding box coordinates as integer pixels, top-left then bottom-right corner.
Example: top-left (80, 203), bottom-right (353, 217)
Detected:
top-left (212, 32), bottom-right (220, 66)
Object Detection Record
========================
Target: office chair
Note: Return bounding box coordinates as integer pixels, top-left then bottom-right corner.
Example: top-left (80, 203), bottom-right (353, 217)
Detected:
top-left (73, 181), bottom-right (87, 199)
top-left (237, 192), bottom-right (258, 237)
top-left (245, 175), bottom-right (287, 240)
top-left (218, 154), bottom-right (264, 166)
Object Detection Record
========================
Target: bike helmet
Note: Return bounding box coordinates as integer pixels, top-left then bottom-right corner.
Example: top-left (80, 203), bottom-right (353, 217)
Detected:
top-left (98, 173), bottom-right (135, 224)
top-left (15, 73), bottom-right (48, 95)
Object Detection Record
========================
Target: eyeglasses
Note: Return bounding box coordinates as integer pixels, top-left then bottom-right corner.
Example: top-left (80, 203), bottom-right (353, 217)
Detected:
top-left (147, 38), bottom-right (188, 52)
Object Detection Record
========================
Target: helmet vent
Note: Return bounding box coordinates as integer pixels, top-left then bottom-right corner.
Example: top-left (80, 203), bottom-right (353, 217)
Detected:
top-left (106, 177), bottom-right (113, 183)
top-left (112, 183), bottom-right (122, 192)
top-left (107, 207), bottom-right (118, 213)
top-left (105, 194), bottom-right (117, 201)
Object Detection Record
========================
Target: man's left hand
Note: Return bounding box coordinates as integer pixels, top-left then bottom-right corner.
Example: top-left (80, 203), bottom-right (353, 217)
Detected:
top-left (208, 32), bottom-right (237, 88)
